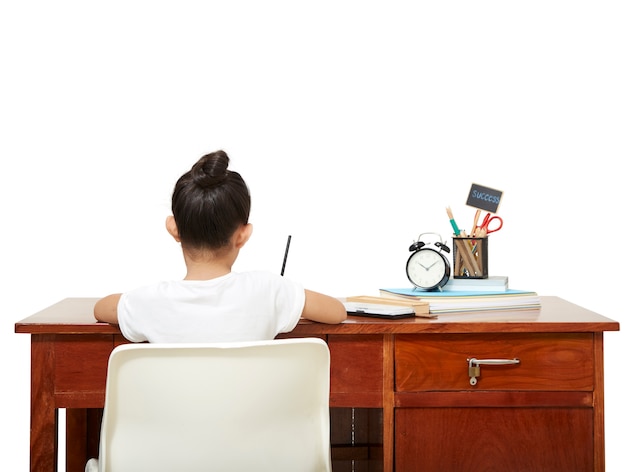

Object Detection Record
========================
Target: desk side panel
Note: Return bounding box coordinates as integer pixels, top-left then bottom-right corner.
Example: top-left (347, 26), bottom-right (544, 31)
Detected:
top-left (54, 334), bottom-right (124, 407)
top-left (327, 334), bottom-right (384, 407)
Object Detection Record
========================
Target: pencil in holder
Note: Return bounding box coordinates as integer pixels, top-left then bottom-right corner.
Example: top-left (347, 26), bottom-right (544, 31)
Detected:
top-left (452, 237), bottom-right (488, 279)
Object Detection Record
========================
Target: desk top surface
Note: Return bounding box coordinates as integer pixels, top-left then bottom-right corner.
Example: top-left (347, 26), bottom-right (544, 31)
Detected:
top-left (15, 296), bottom-right (619, 336)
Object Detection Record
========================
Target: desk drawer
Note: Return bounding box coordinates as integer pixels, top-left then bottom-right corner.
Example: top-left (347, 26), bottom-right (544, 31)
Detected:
top-left (395, 333), bottom-right (594, 392)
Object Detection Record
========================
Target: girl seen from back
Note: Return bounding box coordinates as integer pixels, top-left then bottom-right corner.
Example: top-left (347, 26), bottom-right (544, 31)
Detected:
top-left (94, 150), bottom-right (346, 342)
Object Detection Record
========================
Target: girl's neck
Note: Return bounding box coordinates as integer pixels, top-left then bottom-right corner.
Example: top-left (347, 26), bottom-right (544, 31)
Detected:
top-left (182, 246), bottom-right (238, 281)
top-left (184, 264), bottom-right (231, 281)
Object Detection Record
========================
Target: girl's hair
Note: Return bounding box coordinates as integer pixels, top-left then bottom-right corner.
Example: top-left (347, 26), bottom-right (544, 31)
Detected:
top-left (171, 150), bottom-right (251, 250)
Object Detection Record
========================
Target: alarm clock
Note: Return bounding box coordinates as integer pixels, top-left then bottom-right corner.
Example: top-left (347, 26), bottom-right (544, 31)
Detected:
top-left (406, 233), bottom-right (451, 291)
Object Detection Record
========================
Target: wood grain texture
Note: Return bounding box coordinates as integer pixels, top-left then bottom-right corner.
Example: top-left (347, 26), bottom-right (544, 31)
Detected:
top-left (396, 407), bottom-right (593, 471)
top-left (395, 333), bottom-right (594, 392)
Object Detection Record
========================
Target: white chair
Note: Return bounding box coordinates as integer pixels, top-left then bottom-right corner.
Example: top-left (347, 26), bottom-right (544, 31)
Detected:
top-left (85, 338), bottom-right (332, 472)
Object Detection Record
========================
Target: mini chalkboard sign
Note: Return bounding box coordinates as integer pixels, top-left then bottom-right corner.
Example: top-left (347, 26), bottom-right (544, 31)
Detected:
top-left (466, 183), bottom-right (503, 213)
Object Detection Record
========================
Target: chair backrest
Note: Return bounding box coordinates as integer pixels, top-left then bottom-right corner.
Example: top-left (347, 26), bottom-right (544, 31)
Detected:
top-left (93, 338), bottom-right (332, 472)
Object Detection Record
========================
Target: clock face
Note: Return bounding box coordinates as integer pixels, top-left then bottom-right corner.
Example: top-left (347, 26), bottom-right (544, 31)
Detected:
top-left (406, 248), bottom-right (449, 290)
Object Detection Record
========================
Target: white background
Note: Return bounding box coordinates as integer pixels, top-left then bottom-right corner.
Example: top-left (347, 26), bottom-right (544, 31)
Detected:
top-left (1, 1), bottom-right (624, 469)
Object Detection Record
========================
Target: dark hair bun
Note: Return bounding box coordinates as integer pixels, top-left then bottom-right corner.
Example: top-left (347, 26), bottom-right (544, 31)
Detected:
top-left (171, 150), bottom-right (250, 249)
top-left (192, 150), bottom-right (230, 189)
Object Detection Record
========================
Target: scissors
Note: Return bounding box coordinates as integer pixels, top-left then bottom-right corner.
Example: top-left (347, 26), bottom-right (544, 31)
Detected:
top-left (475, 213), bottom-right (503, 237)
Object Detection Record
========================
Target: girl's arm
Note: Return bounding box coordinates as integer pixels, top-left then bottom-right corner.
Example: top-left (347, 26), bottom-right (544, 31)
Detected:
top-left (301, 290), bottom-right (347, 324)
top-left (94, 293), bottom-right (122, 324)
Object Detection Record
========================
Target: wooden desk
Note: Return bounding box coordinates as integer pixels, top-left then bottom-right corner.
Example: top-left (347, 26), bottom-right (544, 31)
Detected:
top-left (16, 296), bottom-right (619, 471)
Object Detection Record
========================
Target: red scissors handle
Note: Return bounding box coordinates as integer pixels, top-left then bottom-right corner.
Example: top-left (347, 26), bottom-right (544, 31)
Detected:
top-left (478, 213), bottom-right (503, 236)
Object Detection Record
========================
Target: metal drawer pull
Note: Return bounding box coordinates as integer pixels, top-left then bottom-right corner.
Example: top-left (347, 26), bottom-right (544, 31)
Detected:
top-left (467, 357), bottom-right (520, 386)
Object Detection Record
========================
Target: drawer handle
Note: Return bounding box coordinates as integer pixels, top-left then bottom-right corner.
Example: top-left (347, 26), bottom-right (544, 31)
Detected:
top-left (467, 357), bottom-right (520, 386)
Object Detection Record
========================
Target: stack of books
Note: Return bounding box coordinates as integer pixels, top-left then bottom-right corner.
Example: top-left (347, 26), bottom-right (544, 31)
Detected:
top-left (444, 275), bottom-right (509, 292)
top-left (379, 285), bottom-right (540, 315)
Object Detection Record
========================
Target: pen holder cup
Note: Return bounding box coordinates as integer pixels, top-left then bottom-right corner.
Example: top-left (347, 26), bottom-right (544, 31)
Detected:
top-left (452, 237), bottom-right (488, 279)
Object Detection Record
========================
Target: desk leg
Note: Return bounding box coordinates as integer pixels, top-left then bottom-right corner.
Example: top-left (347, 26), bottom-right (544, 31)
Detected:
top-left (383, 334), bottom-right (395, 472)
top-left (66, 409), bottom-right (102, 472)
top-left (593, 332), bottom-right (606, 472)
top-left (31, 335), bottom-right (58, 472)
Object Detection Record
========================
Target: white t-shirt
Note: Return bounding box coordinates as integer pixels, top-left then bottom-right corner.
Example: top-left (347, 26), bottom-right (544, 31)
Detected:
top-left (117, 271), bottom-right (305, 343)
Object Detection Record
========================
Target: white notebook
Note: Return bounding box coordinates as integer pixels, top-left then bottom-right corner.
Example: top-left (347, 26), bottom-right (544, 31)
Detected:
top-left (342, 302), bottom-right (415, 319)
